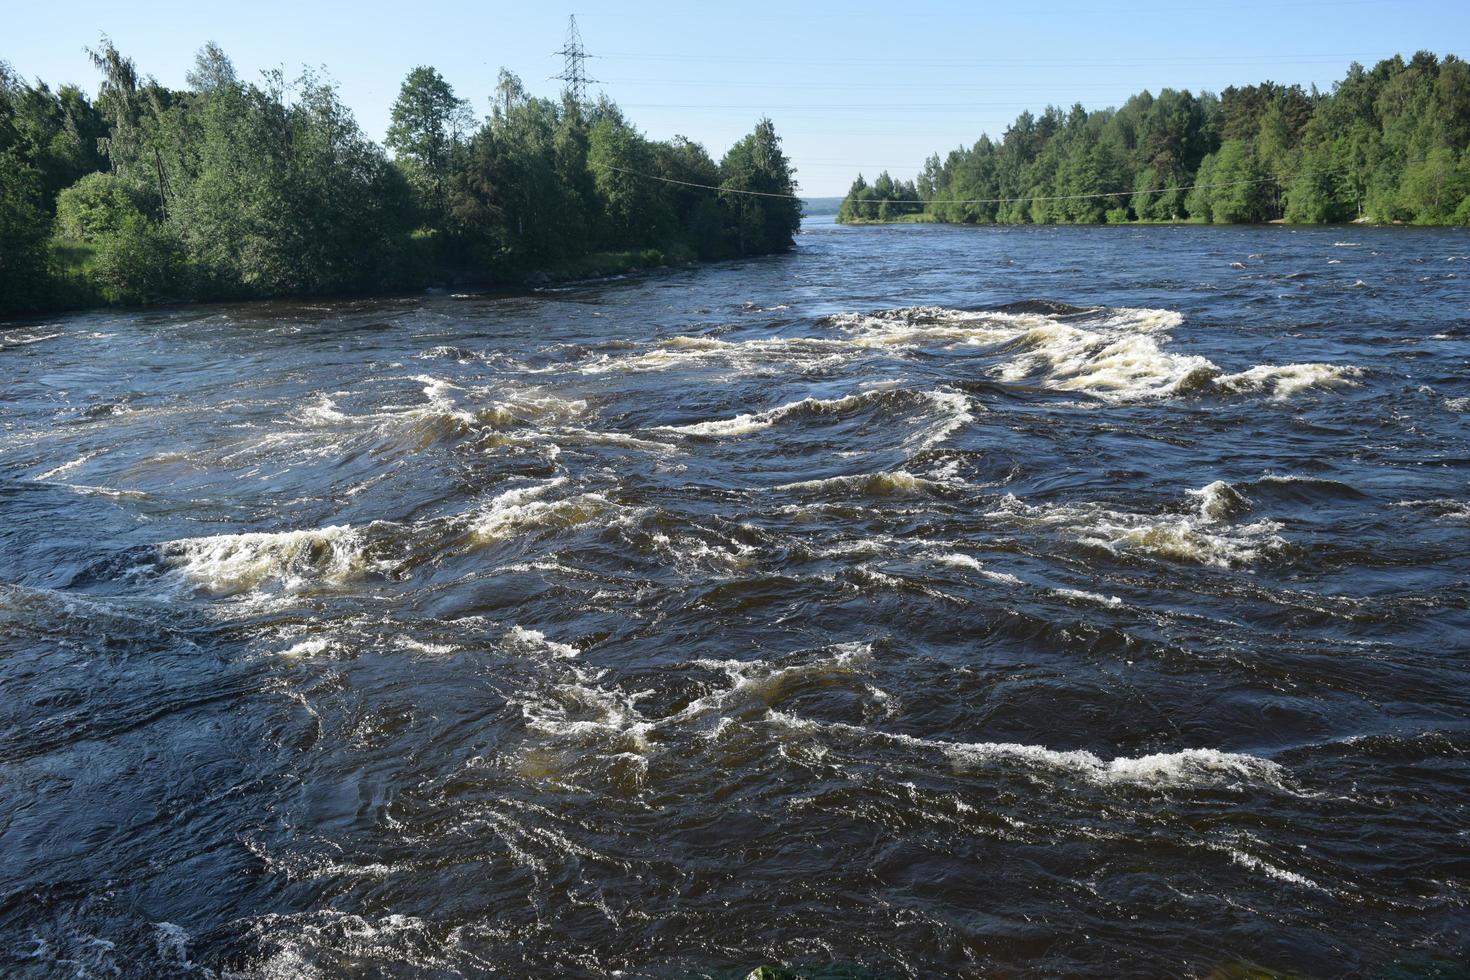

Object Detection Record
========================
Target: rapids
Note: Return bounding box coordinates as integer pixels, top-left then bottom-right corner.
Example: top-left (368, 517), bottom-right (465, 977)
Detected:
top-left (1, 219), bottom-right (1467, 977)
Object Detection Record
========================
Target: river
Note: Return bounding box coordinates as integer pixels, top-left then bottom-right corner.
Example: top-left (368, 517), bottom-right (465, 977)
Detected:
top-left (2, 218), bottom-right (1468, 977)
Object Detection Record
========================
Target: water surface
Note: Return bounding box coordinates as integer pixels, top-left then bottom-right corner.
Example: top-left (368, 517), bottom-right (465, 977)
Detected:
top-left (2, 219), bottom-right (1468, 977)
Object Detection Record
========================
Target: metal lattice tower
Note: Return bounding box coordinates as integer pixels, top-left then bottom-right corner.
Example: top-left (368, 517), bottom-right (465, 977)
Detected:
top-left (552, 15), bottom-right (599, 104)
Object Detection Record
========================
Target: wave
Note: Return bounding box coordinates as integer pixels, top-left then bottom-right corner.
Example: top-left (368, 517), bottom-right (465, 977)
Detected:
top-left (654, 390), bottom-right (883, 437)
top-left (34, 450), bottom-right (103, 481)
top-left (827, 305), bottom-right (1361, 405)
top-left (508, 639), bottom-right (1285, 797)
top-left (157, 524), bottom-right (380, 596)
top-left (512, 642), bottom-right (879, 786)
top-left (992, 483), bottom-right (1285, 567)
top-left (510, 625), bottom-right (656, 771)
top-left (654, 387), bottom-right (973, 443)
top-left (773, 713), bottom-right (1288, 790)
top-left (1189, 479), bottom-right (1252, 522)
top-left (576, 334), bottom-right (848, 376)
top-left (1392, 497), bottom-right (1470, 522)
top-left (0, 329), bottom-right (64, 349)
top-left (295, 376), bottom-right (588, 455)
top-left (931, 551), bottom-right (1024, 585)
top-left (1214, 363), bottom-right (1364, 400)
top-left (468, 478), bottom-right (621, 544)
top-left (774, 470), bottom-right (932, 497)
top-left (995, 320), bottom-right (1219, 402)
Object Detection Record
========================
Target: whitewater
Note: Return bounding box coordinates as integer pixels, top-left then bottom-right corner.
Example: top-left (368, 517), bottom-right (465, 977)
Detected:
top-left (1, 220), bottom-right (1467, 978)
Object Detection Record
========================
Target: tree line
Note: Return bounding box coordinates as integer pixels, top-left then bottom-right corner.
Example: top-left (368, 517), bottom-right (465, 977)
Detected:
top-left (839, 51), bottom-right (1470, 226)
top-left (0, 40), bottom-right (801, 315)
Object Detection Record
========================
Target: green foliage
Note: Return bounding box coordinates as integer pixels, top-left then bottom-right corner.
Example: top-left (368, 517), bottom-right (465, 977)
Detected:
top-left (718, 117), bottom-right (802, 254)
top-left (1205, 139), bottom-right (1269, 223)
top-left (54, 171), bottom-right (145, 241)
top-left (1, 61), bottom-right (108, 210)
top-left (1, 41), bottom-right (800, 316)
top-left (837, 170), bottom-right (923, 224)
top-left (91, 212), bottom-right (185, 303)
top-left (1398, 147), bottom-right (1470, 223)
top-left (386, 65), bottom-right (470, 224)
top-left (839, 52), bottom-right (1470, 226)
top-left (0, 149), bottom-right (52, 312)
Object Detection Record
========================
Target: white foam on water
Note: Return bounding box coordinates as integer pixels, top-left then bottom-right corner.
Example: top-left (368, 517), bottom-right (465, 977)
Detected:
top-left (677, 642), bottom-right (878, 725)
top-left (467, 478), bottom-right (617, 543)
top-left (511, 629), bottom-right (654, 759)
top-left (927, 551), bottom-right (1024, 585)
top-left (915, 389), bottom-right (976, 448)
top-left (301, 394), bottom-right (349, 423)
top-left (824, 305), bottom-right (1360, 405)
top-left (992, 485), bottom-right (1284, 567)
top-left (34, 450), bottom-right (102, 481)
top-left (0, 330), bottom-right (64, 348)
top-left (776, 713), bottom-right (1288, 791)
top-left (507, 625), bottom-right (580, 659)
top-left (996, 321), bottom-right (1219, 403)
top-left (396, 637), bottom-right (459, 655)
top-left (554, 428), bottom-right (679, 453)
top-left (151, 922), bottom-right (193, 969)
top-left (1053, 588), bottom-right (1124, 607)
top-left (1211, 842), bottom-right (1334, 893)
top-left (514, 642), bottom-right (880, 780)
top-left (293, 375), bottom-right (589, 460)
top-left (648, 531), bottom-right (755, 572)
top-left (1215, 363), bottom-right (1364, 400)
top-left (245, 911), bottom-right (434, 980)
top-left (279, 637), bottom-right (336, 659)
top-left (158, 524), bottom-right (380, 596)
top-left (654, 390), bottom-right (878, 437)
top-left (1189, 479), bottom-right (1251, 522)
top-left (577, 334), bottom-right (848, 376)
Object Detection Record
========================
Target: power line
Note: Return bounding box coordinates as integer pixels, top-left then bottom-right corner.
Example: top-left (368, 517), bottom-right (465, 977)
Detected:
top-left (593, 163), bottom-right (802, 200)
top-left (590, 50), bottom-right (1437, 69)
top-left (551, 14), bottom-right (599, 104)
top-left (591, 161), bottom-right (1332, 207)
top-left (616, 102), bottom-right (1112, 111)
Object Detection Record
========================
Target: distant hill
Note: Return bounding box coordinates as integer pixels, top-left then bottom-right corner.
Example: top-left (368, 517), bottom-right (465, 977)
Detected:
top-left (802, 197), bottom-right (844, 217)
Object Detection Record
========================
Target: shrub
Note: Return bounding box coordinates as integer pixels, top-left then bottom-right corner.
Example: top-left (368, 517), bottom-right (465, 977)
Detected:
top-left (92, 214), bottom-right (188, 304)
top-left (55, 171), bottom-right (148, 242)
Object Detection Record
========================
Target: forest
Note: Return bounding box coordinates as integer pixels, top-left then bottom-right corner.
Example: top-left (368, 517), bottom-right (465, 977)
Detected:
top-left (0, 41), bottom-right (802, 316)
top-left (838, 52), bottom-right (1470, 226)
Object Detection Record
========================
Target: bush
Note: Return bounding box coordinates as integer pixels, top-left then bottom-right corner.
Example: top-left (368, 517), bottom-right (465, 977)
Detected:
top-left (92, 214), bottom-right (188, 304)
top-left (1105, 207), bottom-right (1131, 224)
top-left (55, 171), bottom-right (148, 242)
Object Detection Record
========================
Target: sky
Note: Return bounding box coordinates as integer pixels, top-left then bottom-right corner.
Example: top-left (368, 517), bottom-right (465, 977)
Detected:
top-left (5, 1), bottom-right (1469, 196)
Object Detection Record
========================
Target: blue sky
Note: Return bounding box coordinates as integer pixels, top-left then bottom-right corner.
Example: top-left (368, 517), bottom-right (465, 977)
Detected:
top-left (5, 1), bottom-right (1468, 195)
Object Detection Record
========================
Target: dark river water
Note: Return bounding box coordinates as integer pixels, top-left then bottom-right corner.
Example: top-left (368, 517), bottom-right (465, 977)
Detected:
top-left (2, 218), bottom-right (1468, 978)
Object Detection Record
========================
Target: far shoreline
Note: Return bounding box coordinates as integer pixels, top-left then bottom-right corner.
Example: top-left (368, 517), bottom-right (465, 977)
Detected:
top-left (8, 219), bottom-right (1463, 326)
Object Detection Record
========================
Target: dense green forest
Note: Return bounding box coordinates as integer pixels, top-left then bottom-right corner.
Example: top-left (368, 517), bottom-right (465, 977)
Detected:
top-left (0, 40), bottom-right (801, 316)
top-left (839, 52), bottom-right (1470, 226)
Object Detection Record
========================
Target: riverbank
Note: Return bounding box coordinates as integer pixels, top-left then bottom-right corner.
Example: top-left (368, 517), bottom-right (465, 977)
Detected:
top-left (835, 215), bottom-right (1424, 227)
top-left (5, 242), bottom-right (705, 322)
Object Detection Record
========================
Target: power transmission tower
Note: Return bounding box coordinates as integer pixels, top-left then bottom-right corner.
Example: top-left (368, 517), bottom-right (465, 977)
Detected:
top-left (552, 14), bottom-right (599, 105)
